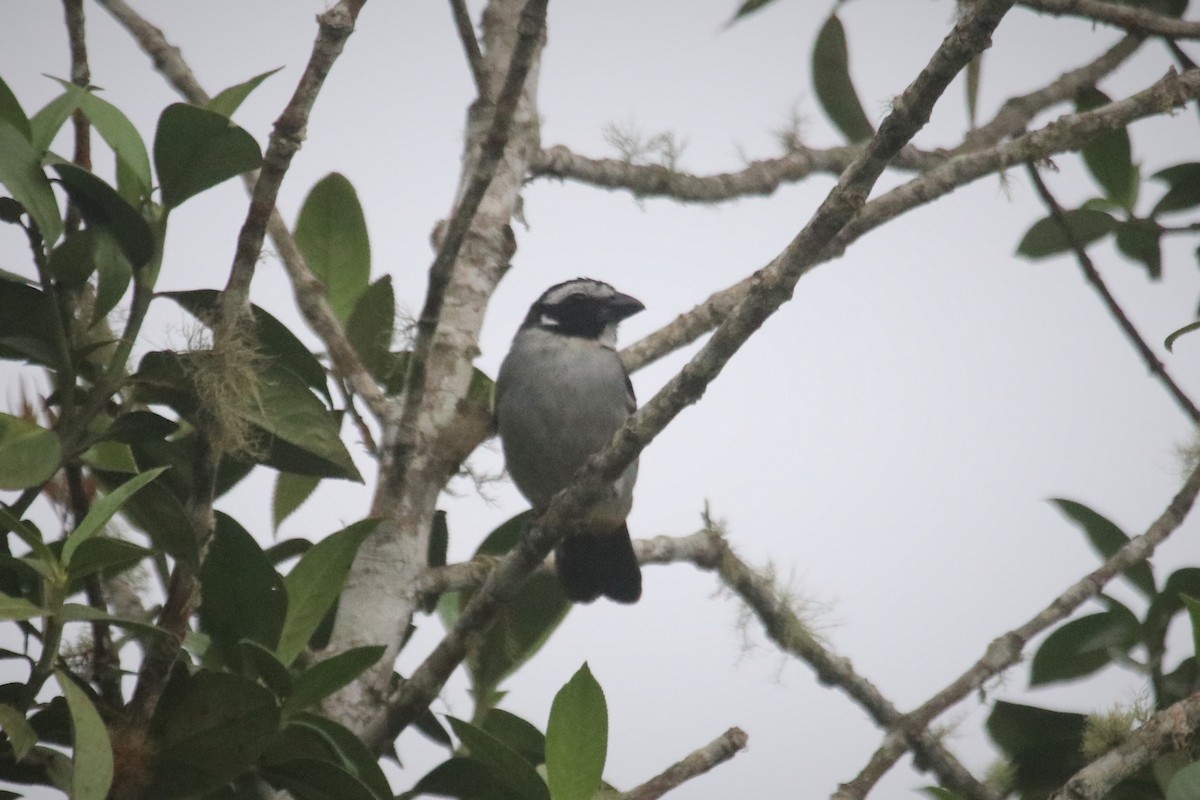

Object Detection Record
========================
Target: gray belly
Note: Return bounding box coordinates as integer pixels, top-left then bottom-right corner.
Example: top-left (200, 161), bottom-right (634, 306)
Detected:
top-left (497, 337), bottom-right (637, 519)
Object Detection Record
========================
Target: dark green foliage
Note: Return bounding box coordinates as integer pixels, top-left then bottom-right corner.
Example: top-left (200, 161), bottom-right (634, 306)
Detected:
top-left (812, 14), bottom-right (874, 144)
top-left (154, 103), bottom-right (262, 209)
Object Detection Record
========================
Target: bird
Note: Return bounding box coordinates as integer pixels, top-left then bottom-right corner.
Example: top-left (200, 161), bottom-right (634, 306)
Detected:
top-left (495, 277), bottom-right (645, 603)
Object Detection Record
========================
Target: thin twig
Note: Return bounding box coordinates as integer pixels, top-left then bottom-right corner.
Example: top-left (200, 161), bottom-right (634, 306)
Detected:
top-left (620, 727), bottom-right (749, 800)
top-left (449, 0), bottom-right (487, 97)
top-left (62, 0), bottom-right (90, 236)
top-left (374, 0), bottom-right (1017, 752)
top-left (621, 66), bottom-right (1200, 373)
top-left (1050, 693), bottom-right (1200, 800)
top-left (417, 531), bottom-right (999, 800)
top-left (1025, 163), bottom-right (1200, 423)
top-left (530, 36), bottom-right (1140, 204)
top-left (1018, 0), bottom-right (1200, 39)
top-left (837, 460), bottom-right (1200, 800)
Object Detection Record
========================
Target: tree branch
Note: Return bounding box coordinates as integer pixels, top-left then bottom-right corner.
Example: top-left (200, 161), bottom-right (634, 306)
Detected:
top-left (530, 35), bottom-right (1140, 205)
top-left (621, 65), bottom-right (1200, 373)
top-left (1018, 0), bottom-right (1200, 39)
top-left (121, 0), bottom-right (368, 727)
top-left (449, 0), bottom-right (487, 97)
top-left (1025, 163), bottom-right (1200, 423)
top-left (620, 727), bottom-right (749, 800)
top-left (1050, 694), bottom-right (1200, 800)
top-left (374, 0), bottom-right (1017, 751)
top-left (837, 459), bottom-right (1200, 800)
top-left (392, 0), bottom-right (546, 489)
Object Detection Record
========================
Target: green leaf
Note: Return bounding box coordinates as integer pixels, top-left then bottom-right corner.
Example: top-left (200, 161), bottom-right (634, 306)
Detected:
top-left (482, 709), bottom-right (545, 766)
top-left (1145, 568), bottom-right (1200, 656)
top-left (1115, 217), bottom-right (1162, 280)
top-left (0, 121), bottom-right (62, 245)
top-left (0, 277), bottom-right (59, 367)
top-left (0, 506), bottom-right (57, 574)
top-left (284, 646), bottom-right (385, 716)
top-left (261, 758), bottom-right (379, 800)
top-left (51, 163), bottom-right (154, 268)
top-left (147, 670), bottom-right (281, 797)
top-left (61, 466), bottom-right (166, 566)
top-left (409, 756), bottom-right (510, 800)
top-left (1168, 762), bottom-right (1200, 800)
top-left (447, 717), bottom-right (549, 800)
top-left (1029, 606), bottom-right (1139, 686)
top-left (274, 472), bottom-right (322, 531)
top-left (1152, 162), bottom-right (1200, 215)
top-left (84, 437), bottom-right (142, 474)
top-left (986, 701), bottom-right (1086, 796)
top-left (729, 0), bottom-right (779, 22)
top-left (287, 714), bottom-right (392, 800)
top-left (294, 173), bottom-right (371, 321)
top-left (1181, 594), bottom-right (1200, 658)
top-left (91, 227), bottom-right (132, 324)
top-left (1166, 320), bottom-right (1200, 352)
top-left (199, 514), bottom-right (287, 667)
top-left (154, 103), bottom-right (262, 209)
top-left (346, 275), bottom-right (395, 381)
top-left (1050, 499), bottom-right (1155, 598)
top-left (29, 90), bottom-right (82, 155)
top-left (48, 229), bottom-right (99, 288)
top-left (277, 519), bottom-right (379, 665)
top-left (1075, 88), bottom-right (1136, 209)
top-left (205, 67), bottom-right (283, 118)
top-left (811, 14), bottom-right (874, 144)
top-left (52, 80), bottom-right (153, 202)
top-left (0, 703), bottom-right (36, 761)
top-left (245, 366), bottom-right (360, 482)
top-left (102, 410), bottom-right (179, 443)
top-left (66, 537), bottom-right (153, 586)
top-left (546, 664), bottom-right (607, 800)
top-left (58, 604), bottom-right (168, 639)
top-left (0, 413), bottom-right (61, 491)
top-left (1016, 209), bottom-right (1117, 259)
top-left (238, 640), bottom-right (295, 700)
top-left (55, 670), bottom-right (113, 800)
top-left (265, 537), bottom-right (313, 566)
top-left (965, 52), bottom-right (982, 130)
top-left (0, 77), bottom-right (32, 142)
top-left (0, 589), bottom-right (43, 620)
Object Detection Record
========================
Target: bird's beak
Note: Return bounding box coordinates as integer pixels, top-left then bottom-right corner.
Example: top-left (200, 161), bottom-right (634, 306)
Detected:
top-left (605, 292), bottom-right (645, 322)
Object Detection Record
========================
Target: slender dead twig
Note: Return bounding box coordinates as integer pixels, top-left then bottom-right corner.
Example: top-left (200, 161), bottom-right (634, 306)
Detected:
top-left (1025, 164), bottom-right (1200, 423)
top-left (1018, 0), bottom-right (1200, 39)
top-left (621, 66), bottom-right (1200, 373)
top-left (449, 0), bottom-right (487, 97)
top-left (837, 460), bottom-right (1200, 800)
top-left (620, 727), bottom-right (749, 800)
top-left (530, 36), bottom-right (1141, 205)
top-left (374, 0), bottom-right (1018, 752)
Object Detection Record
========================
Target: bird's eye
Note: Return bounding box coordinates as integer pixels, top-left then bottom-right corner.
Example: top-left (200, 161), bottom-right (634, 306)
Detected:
top-left (567, 292), bottom-right (587, 303)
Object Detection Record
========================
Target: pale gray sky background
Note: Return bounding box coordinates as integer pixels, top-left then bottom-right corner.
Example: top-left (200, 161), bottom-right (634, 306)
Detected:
top-left (2, 1), bottom-right (1198, 797)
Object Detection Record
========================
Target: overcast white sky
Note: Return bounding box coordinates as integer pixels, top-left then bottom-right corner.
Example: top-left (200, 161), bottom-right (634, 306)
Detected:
top-left (2, 1), bottom-right (1199, 798)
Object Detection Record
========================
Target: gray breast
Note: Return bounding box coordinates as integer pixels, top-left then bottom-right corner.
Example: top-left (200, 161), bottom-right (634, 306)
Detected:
top-left (496, 328), bottom-right (638, 517)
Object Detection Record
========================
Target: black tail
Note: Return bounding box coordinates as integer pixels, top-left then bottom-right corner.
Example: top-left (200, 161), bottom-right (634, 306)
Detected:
top-left (555, 524), bottom-right (642, 604)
